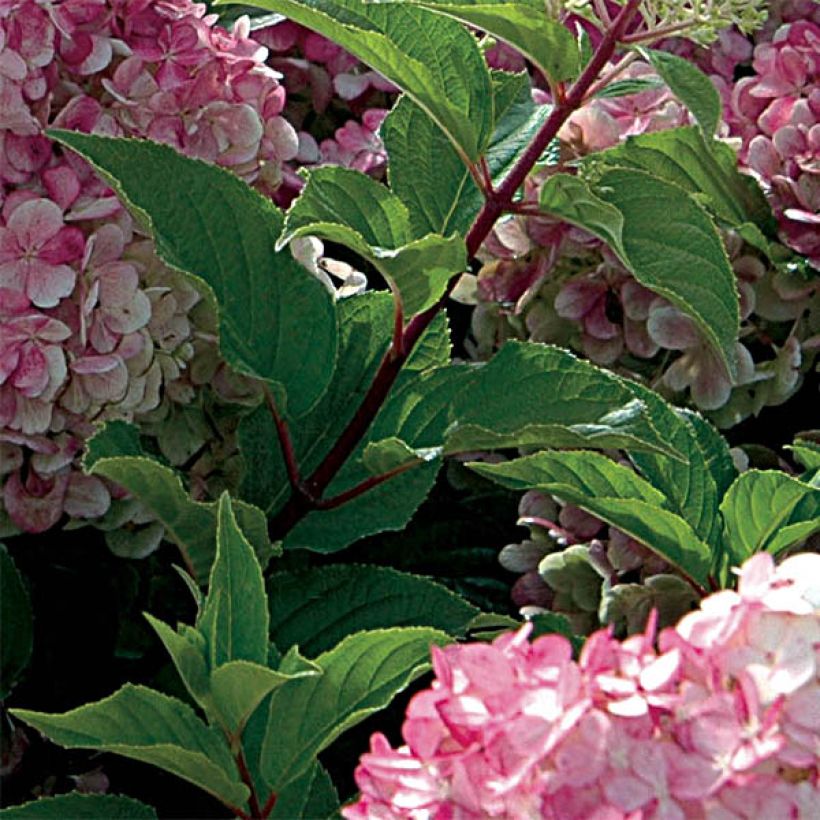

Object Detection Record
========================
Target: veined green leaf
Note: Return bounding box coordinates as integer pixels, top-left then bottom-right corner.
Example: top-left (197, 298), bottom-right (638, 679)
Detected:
top-left (144, 615), bottom-right (211, 708)
top-left (593, 76), bottom-right (665, 98)
top-left (0, 545), bottom-right (32, 700)
top-left (363, 437), bottom-right (439, 474)
top-left (270, 763), bottom-right (339, 819)
top-left (446, 341), bottom-right (680, 458)
top-left (283, 364), bottom-right (466, 552)
top-left (624, 384), bottom-right (728, 547)
top-left (639, 48), bottom-right (721, 136)
top-left (540, 174), bottom-right (625, 256)
top-left (382, 0), bottom-right (579, 82)
top-left (230, 0), bottom-right (493, 160)
top-left (788, 437), bottom-right (820, 472)
top-left (267, 564), bottom-right (479, 656)
top-left (11, 686), bottom-right (248, 811)
top-left (470, 451), bottom-right (712, 588)
top-left (384, 73), bottom-right (550, 237)
top-left (48, 130), bottom-right (337, 417)
top-left (260, 628), bottom-right (449, 790)
top-left (720, 470), bottom-right (820, 561)
top-left (282, 166), bottom-right (466, 314)
top-left (594, 167), bottom-right (739, 378)
top-left (199, 494), bottom-right (269, 668)
top-left (0, 794), bottom-right (157, 819)
top-left (210, 660), bottom-right (316, 738)
top-left (238, 295), bottom-right (452, 553)
top-left (591, 127), bottom-right (775, 233)
top-left (84, 423), bottom-right (276, 583)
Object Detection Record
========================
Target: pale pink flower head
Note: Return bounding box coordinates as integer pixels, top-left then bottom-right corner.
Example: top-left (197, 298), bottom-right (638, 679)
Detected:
top-left (346, 553), bottom-right (819, 818)
top-left (0, 197), bottom-right (84, 307)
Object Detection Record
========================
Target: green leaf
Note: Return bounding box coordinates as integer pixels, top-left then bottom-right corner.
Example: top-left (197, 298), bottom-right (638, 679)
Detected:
top-left (539, 174), bottom-right (625, 256)
top-left (283, 365), bottom-right (465, 552)
top-left (11, 685), bottom-right (248, 811)
top-left (624, 383), bottom-right (727, 547)
top-left (789, 437), bottom-right (820, 472)
top-left (0, 794), bottom-right (157, 819)
top-left (282, 166), bottom-right (466, 314)
top-left (362, 437), bottom-right (439, 474)
top-left (144, 614), bottom-right (211, 708)
top-left (384, 74), bottom-right (550, 237)
top-left (199, 494), bottom-right (269, 668)
top-left (720, 470), bottom-right (820, 561)
top-left (270, 763), bottom-right (339, 819)
top-left (445, 341), bottom-right (678, 458)
top-left (593, 76), bottom-right (665, 98)
top-left (48, 130), bottom-right (337, 417)
top-left (84, 424), bottom-right (277, 584)
top-left (230, 0), bottom-right (492, 161)
top-left (210, 660), bottom-right (316, 737)
top-left (260, 628), bottom-right (448, 790)
top-left (238, 293), bottom-right (393, 516)
top-left (268, 564), bottom-right (479, 656)
top-left (0, 544), bottom-right (33, 699)
top-left (591, 127), bottom-right (775, 234)
top-left (237, 296), bottom-right (451, 554)
top-left (391, 0), bottom-right (579, 82)
top-left (593, 167), bottom-right (739, 378)
top-left (639, 48), bottom-right (721, 136)
top-left (470, 451), bottom-right (712, 588)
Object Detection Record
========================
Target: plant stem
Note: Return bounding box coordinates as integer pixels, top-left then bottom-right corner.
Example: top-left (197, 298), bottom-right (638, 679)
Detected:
top-left (264, 385), bottom-right (311, 502)
top-left (268, 0), bottom-right (643, 541)
top-left (235, 747), bottom-right (264, 819)
top-left (314, 459), bottom-right (423, 510)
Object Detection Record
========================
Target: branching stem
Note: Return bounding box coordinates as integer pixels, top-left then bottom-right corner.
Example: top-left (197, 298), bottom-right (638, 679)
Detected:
top-left (268, 0), bottom-right (643, 542)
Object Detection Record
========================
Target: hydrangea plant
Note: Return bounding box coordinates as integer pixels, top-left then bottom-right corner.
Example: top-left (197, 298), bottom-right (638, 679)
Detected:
top-left (1, 0), bottom-right (817, 817)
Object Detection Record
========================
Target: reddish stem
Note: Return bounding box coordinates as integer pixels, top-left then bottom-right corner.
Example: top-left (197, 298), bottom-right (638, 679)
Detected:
top-left (260, 792), bottom-right (278, 819)
top-left (264, 386), bottom-right (308, 500)
top-left (314, 459), bottom-right (422, 510)
top-left (268, 0), bottom-right (642, 542)
top-left (235, 747), bottom-right (263, 819)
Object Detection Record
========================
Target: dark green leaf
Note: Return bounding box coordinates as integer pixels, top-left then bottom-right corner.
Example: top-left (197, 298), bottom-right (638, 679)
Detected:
top-left (267, 564), bottom-right (479, 655)
top-left (210, 660), bottom-right (316, 737)
top-left (84, 424), bottom-right (276, 584)
top-left (0, 545), bottom-right (32, 699)
top-left (284, 364), bottom-right (466, 552)
top-left (282, 166), bottom-right (465, 314)
top-left (260, 628), bottom-right (448, 790)
top-left (229, 0), bottom-right (492, 160)
top-left (540, 174), bottom-right (625, 256)
top-left (594, 77), bottom-right (665, 98)
top-left (48, 130), bottom-right (337, 417)
top-left (593, 167), bottom-right (739, 378)
top-left (11, 686), bottom-right (248, 810)
top-left (591, 127), bottom-right (775, 234)
top-left (639, 48), bottom-right (721, 135)
top-left (392, 0), bottom-right (580, 82)
top-left (384, 75), bottom-right (550, 237)
top-left (720, 470), bottom-right (820, 561)
top-left (199, 494), bottom-right (269, 668)
top-left (470, 451), bottom-right (712, 588)
top-left (0, 794), bottom-right (157, 819)
top-left (270, 763), bottom-right (339, 819)
top-left (446, 341), bottom-right (678, 458)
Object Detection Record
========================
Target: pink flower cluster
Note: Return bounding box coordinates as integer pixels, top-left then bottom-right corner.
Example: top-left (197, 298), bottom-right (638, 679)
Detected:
top-left (255, 20), bottom-right (394, 202)
top-left (345, 552), bottom-right (819, 819)
top-left (728, 20), bottom-right (820, 268)
top-left (0, 0), bottom-right (296, 534)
